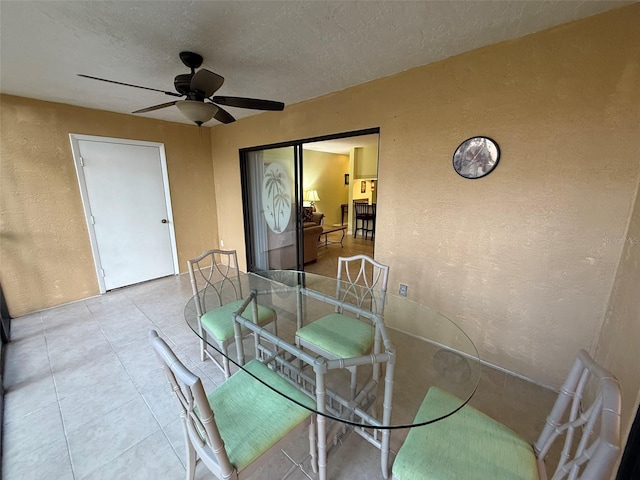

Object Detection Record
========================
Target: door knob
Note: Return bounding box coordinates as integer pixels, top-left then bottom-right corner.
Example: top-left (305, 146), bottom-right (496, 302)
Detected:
top-left (161, 219), bottom-right (168, 224)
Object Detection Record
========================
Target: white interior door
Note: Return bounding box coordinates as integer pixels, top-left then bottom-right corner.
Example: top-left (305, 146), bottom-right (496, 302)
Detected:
top-left (71, 135), bottom-right (178, 292)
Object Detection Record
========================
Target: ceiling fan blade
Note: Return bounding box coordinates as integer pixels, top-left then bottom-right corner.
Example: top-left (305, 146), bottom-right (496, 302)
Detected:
top-left (190, 69), bottom-right (224, 97)
top-left (212, 104), bottom-right (236, 124)
top-left (78, 74), bottom-right (182, 97)
top-left (132, 101), bottom-right (178, 114)
top-left (210, 96), bottom-right (284, 111)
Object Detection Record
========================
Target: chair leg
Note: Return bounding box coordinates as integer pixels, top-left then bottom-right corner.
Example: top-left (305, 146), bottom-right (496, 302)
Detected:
top-left (222, 344), bottom-right (231, 379)
top-left (198, 323), bottom-right (207, 362)
top-left (365, 218), bottom-right (374, 240)
top-left (200, 337), bottom-right (206, 362)
top-left (309, 415), bottom-right (318, 474)
top-left (381, 428), bottom-right (391, 479)
top-left (317, 413), bottom-right (327, 480)
top-left (183, 420), bottom-right (197, 480)
top-left (349, 366), bottom-right (358, 401)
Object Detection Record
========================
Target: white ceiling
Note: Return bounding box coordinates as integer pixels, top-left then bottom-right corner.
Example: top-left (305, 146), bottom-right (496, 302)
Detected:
top-left (0, 1), bottom-right (631, 126)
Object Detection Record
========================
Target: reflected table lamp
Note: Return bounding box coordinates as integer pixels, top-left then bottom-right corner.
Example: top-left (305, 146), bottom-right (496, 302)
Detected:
top-left (304, 190), bottom-right (320, 212)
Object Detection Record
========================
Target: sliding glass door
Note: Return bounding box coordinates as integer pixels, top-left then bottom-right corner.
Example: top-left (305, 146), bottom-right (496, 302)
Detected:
top-left (241, 145), bottom-right (303, 271)
top-left (241, 127), bottom-right (380, 273)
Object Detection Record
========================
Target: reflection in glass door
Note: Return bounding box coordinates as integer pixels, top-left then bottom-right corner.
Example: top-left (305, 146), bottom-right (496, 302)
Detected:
top-left (242, 146), bottom-right (302, 271)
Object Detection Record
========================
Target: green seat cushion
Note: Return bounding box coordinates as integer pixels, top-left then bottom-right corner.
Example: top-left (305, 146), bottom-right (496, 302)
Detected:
top-left (201, 300), bottom-right (276, 342)
top-left (208, 359), bottom-right (316, 472)
top-left (392, 387), bottom-right (537, 480)
top-left (296, 313), bottom-right (374, 358)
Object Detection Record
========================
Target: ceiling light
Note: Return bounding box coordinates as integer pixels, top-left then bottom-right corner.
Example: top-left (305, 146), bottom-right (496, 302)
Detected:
top-left (176, 100), bottom-right (218, 126)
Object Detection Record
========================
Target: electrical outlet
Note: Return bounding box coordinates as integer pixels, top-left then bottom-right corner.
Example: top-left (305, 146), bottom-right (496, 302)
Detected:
top-left (399, 283), bottom-right (408, 297)
top-left (220, 240), bottom-right (224, 247)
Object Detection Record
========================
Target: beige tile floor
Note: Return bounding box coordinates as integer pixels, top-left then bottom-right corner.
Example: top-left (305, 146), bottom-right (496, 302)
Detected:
top-left (2, 267), bottom-right (559, 479)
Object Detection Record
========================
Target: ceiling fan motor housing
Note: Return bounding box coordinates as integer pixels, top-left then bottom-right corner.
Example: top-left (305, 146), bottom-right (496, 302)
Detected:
top-left (174, 52), bottom-right (205, 96)
top-left (174, 73), bottom-right (194, 95)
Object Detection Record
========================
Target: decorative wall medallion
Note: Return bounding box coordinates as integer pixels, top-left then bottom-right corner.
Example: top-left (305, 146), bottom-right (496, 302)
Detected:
top-left (452, 136), bottom-right (500, 179)
top-left (262, 162), bottom-right (291, 233)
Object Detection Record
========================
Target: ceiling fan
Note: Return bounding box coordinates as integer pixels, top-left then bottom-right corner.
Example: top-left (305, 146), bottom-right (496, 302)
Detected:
top-left (78, 51), bottom-right (285, 126)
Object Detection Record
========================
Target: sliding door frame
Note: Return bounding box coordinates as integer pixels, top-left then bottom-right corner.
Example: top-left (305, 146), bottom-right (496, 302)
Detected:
top-left (240, 127), bottom-right (380, 272)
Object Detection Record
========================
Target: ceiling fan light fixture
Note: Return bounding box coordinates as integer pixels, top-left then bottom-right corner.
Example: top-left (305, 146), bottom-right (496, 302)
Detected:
top-left (176, 100), bottom-right (218, 126)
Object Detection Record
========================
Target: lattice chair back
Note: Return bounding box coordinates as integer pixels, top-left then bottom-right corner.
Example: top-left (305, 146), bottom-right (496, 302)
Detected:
top-left (336, 254), bottom-right (389, 317)
top-left (534, 349), bottom-right (621, 480)
top-left (149, 330), bottom-right (235, 480)
top-left (353, 201), bottom-right (371, 217)
top-left (187, 249), bottom-right (242, 318)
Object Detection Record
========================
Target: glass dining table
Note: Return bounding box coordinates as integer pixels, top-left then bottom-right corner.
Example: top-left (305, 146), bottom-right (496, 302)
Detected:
top-left (184, 270), bottom-right (480, 479)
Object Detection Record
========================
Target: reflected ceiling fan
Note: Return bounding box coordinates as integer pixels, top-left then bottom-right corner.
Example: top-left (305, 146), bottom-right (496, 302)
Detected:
top-left (78, 51), bottom-right (284, 126)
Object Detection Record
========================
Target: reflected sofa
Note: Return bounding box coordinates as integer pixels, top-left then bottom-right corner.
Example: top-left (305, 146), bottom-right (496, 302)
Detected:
top-left (303, 211), bottom-right (324, 264)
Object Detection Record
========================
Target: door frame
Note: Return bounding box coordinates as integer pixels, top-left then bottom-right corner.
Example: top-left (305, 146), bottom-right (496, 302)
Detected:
top-left (240, 145), bottom-right (304, 271)
top-left (240, 127), bottom-right (380, 272)
top-left (69, 134), bottom-right (179, 293)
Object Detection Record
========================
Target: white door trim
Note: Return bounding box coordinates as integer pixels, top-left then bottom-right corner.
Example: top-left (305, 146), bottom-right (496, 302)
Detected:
top-left (69, 134), bottom-right (180, 293)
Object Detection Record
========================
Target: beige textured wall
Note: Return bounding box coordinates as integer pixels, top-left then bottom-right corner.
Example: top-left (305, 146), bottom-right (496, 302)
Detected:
top-left (595, 173), bottom-right (640, 451)
top-left (354, 145), bottom-right (378, 179)
top-left (210, 5), bottom-right (640, 387)
top-left (1, 95), bottom-right (218, 316)
top-left (302, 150), bottom-right (349, 226)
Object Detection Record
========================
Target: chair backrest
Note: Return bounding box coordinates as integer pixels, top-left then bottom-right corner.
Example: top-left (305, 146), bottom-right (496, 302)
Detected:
top-left (149, 330), bottom-right (235, 479)
top-left (336, 254), bottom-right (389, 316)
top-left (534, 349), bottom-right (621, 480)
top-left (187, 249), bottom-right (242, 317)
top-left (353, 201), bottom-right (371, 217)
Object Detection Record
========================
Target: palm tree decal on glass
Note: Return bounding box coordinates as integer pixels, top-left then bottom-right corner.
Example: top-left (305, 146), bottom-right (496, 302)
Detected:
top-left (262, 163), bottom-right (292, 233)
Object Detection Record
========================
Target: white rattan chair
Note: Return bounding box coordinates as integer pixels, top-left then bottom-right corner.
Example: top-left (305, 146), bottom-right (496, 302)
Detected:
top-left (187, 249), bottom-right (276, 378)
top-left (391, 349), bottom-right (622, 480)
top-left (296, 254), bottom-right (389, 399)
top-left (149, 330), bottom-right (317, 480)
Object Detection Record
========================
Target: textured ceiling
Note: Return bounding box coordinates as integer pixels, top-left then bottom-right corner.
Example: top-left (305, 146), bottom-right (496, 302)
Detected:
top-left (0, 1), bottom-right (631, 126)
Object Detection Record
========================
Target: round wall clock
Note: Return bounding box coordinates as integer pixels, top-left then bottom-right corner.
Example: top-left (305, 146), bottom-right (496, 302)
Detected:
top-left (452, 136), bottom-right (500, 179)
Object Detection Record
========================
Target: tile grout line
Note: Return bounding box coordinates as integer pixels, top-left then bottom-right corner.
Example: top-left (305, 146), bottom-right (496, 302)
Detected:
top-left (43, 312), bottom-right (78, 480)
top-left (120, 289), bottom-right (193, 469)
